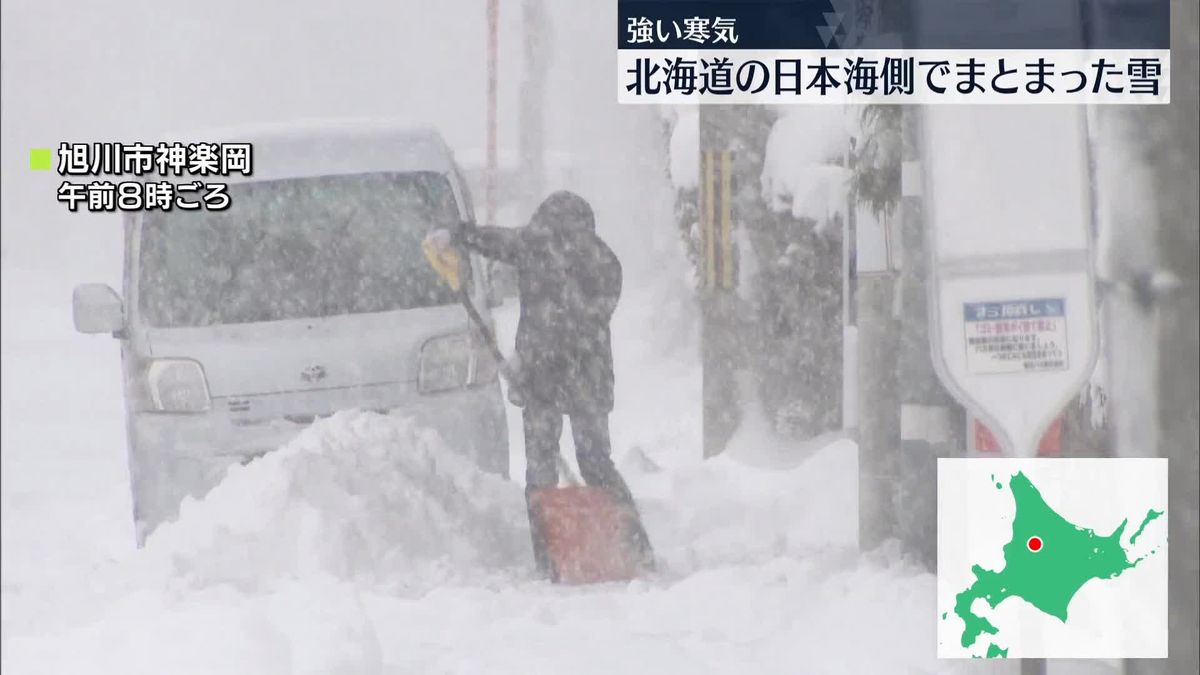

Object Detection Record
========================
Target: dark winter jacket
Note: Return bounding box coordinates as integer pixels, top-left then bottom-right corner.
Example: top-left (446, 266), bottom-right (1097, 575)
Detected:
top-left (461, 191), bottom-right (621, 413)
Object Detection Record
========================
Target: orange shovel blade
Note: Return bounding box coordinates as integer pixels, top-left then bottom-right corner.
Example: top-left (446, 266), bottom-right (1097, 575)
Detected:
top-left (528, 486), bottom-right (643, 584)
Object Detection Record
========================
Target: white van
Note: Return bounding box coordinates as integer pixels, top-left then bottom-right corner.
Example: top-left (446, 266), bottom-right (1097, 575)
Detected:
top-left (73, 120), bottom-right (509, 543)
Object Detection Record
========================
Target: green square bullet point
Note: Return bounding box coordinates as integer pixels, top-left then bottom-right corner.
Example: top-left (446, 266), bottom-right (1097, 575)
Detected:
top-left (29, 148), bottom-right (52, 171)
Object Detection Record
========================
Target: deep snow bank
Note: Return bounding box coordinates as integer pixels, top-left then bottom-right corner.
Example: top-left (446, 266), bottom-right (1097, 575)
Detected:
top-left (629, 432), bottom-right (859, 578)
top-left (144, 410), bottom-right (532, 589)
top-left (4, 411), bottom-right (534, 675)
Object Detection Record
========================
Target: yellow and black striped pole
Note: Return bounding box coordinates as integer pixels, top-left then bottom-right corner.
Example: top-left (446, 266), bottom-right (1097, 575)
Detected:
top-left (699, 147), bottom-right (739, 458)
top-left (699, 149), bottom-right (735, 291)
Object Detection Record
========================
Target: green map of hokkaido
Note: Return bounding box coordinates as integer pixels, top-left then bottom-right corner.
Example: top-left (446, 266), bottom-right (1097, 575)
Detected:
top-left (949, 471), bottom-right (1163, 658)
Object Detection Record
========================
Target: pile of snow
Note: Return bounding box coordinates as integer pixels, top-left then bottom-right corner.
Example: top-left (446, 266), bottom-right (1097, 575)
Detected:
top-left (5, 411), bottom-right (535, 675)
top-left (143, 410), bottom-right (532, 590)
top-left (630, 429), bottom-right (858, 576)
top-left (760, 107), bottom-right (859, 226)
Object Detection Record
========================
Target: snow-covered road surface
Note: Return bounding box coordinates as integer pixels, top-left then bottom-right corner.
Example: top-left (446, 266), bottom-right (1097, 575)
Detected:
top-left (0, 389), bottom-right (938, 674)
top-left (2, 265), bottom-right (996, 675)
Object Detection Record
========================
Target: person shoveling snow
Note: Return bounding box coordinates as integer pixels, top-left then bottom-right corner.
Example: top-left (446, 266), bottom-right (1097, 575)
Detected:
top-left (425, 190), bottom-right (656, 582)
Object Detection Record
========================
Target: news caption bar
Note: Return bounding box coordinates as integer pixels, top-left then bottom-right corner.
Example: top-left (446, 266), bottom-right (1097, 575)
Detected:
top-left (617, 1), bottom-right (1170, 105)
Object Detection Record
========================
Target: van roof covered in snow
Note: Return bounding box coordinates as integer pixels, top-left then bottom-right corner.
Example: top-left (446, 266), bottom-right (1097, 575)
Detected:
top-left (162, 118), bottom-right (458, 183)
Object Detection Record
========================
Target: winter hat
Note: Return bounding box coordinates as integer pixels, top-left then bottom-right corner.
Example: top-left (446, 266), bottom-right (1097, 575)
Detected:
top-left (528, 190), bottom-right (595, 234)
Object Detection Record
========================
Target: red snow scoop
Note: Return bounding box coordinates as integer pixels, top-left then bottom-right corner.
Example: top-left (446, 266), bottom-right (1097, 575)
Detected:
top-left (528, 486), bottom-right (646, 584)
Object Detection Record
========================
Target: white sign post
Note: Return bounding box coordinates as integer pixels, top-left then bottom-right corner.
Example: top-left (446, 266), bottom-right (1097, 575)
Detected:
top-left (922, 106), bottom-right (1098, 458)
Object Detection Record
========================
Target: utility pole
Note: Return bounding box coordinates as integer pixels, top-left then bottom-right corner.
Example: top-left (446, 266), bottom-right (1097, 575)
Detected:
top-left (854, 237), bottom-right (901, 548)
top-left (696, 105), bottom-right (775, 458)
top-left (484, 0), bottom-right (499, 227)
top-left (894, 105), bottom-right (964, 570)
top-left (518, 0), bottom-right (549, 213)
top-left (854, 130), bottom-right (901, 550)
top-left (856, 103), bottom-right (962, 562)
top-left (853, 2), bottom-right (963, 564)
top-left (1108, 0), bottom-right (1199, 671)
top-left (698, 105), bottom-right (740, 458)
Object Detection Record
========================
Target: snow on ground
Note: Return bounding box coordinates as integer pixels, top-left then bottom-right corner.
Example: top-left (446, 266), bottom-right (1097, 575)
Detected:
top-left (2, 253), bottom-right (1045, 674)
top-left (2, 259), bottom-right (957, 674)
top-left (0, 267), bottom-right (960, 675)
top-left (144, 411), bottom-right (532, 590)
top-left (0, 345), bottom-right (934, 675)
top-left (0, 405), bottom-right (530, 675)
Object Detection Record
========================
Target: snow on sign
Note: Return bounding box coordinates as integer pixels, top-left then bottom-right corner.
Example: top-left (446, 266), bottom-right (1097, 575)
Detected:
top-left (963, 298), bottom-right (1068, 375)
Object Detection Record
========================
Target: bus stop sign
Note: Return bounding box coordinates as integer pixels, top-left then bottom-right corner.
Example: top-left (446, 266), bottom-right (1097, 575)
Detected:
top-left (922, 106), bottom-right (1098, 457)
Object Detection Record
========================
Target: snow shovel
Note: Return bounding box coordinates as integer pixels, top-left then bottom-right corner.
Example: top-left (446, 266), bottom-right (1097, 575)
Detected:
top-left (423, 231), bottom-right (651, 584)
top-left (421, 232), bottom-right (500, 359)
top-left (526, 485), bottom-right (653, 584)
top-left (422, 230), bottom-right (588, 481)
top-left (422, 232), bottom-right (528, 404)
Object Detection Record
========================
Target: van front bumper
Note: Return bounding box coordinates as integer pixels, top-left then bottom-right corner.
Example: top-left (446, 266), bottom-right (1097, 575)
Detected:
top-left (126, 381), bottom-right (508, 543)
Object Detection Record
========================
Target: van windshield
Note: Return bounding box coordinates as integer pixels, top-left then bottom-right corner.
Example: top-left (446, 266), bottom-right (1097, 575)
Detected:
top-left (139, 171), bottom-right (462, 327)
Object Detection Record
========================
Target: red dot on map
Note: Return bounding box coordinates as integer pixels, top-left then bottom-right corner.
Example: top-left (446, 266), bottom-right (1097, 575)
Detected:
top-left (1028, 536), bottom-right (1043, 552)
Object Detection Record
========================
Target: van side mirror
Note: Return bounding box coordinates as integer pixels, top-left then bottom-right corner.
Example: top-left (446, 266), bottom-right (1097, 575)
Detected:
top-left (487, 261), bottom-right (518, 307)
top-left (73, 283), bottom-right (125, 335)
top-left (485, 284), bottom-right (502, 309)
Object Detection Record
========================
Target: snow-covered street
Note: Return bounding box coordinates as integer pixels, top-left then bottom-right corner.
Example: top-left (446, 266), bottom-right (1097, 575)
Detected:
top-left (2, 256), bottom-right (955, 673)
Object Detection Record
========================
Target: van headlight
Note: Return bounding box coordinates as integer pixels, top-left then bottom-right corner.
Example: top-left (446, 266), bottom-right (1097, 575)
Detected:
top-left (418, 333), bottom-right (499, 394)
top-left (146, 358), bottom-right (212, 413)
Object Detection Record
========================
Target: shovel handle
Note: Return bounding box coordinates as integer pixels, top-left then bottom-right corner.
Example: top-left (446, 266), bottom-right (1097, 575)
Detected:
top-left (457, 285), bottom-right (505, 365)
